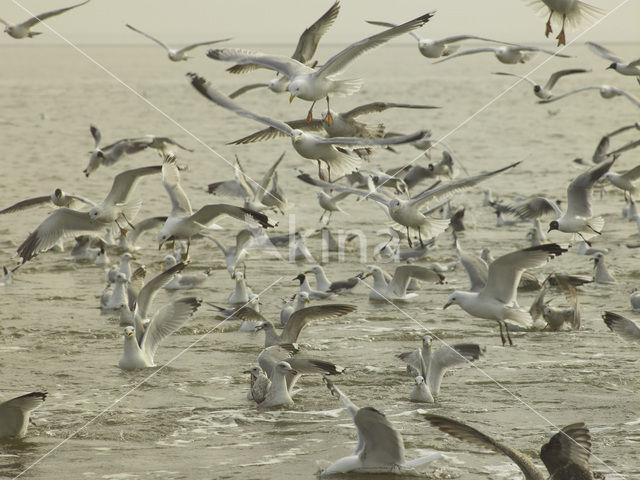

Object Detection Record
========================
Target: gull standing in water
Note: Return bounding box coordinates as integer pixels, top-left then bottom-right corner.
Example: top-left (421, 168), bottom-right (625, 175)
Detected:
top-left (321, 378), bottom-right (441, 475)
top-left (424, 414), bottom-right (597, 479)
top-left (435, 44), bottom-right (569, 64)
top-left (207, 11), bottom-right (434, 124)
top-left (586, 41), bottom-right (640, 77)
top-left (362, 265), bottom-right (443, 301)
top-left (528, 0), bottom-right (603, 45)
top-left (125, 24), bottom-right (230, 62)
top-left (0, 0), bottom-right (89, 39)
top-left (188, 74), bottom-right (426, 181)
top-left (493, 69), bottom-right (588, 100)
top-left (0, 392), bottom-right (46, 438)
top-left (228, 1), bottom-right (341, 99)
top-left (444, 244), bottom-right (567, 345)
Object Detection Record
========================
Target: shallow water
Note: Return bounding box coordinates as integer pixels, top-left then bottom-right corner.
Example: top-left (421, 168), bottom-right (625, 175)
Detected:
top-left (1, 42), bottom-right (640, 479)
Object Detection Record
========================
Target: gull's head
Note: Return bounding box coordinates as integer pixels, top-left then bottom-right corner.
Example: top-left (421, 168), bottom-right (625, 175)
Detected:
top-left (365, 265), bottom-right (381, 278)
top-left (607, 62), bottom-right (617, 70)
top-left (443, 293), bottom-right (458, 309)
top-left (254, 321), bottom-right (269, 332)
top-left (115, 272), bottom-right (127, 284)
top-left (389, 198), bottom-right (402, 214)
top-left (291, 129), bottom-right (304, 143)
top-left (122, 252), bottom-right (133, 262)
top-left (123, 326), bottom-right (135, 339)
top-left (54, 188), bottom-right (63, 199)
top-left (83, 151), bottom-right (104, 177)
top-left (88, 206), bottom-right (101, 222)
top-left (299, 291), bottom-right (311, 304)
top-left (245, 366), bottom-right (263, 379)
top-left (422, 335), bottom-right (433, 347)
top-left (163, 254), bottom-right (177, 269)
top-left (547, 220), bottom-right (559, 233)
top-left (233, 270), bottom-right (245, 281)
top-left (157, 231), bottom-right (173, 249)
top-left (288, 78), bottom-right (306, 101)
top-left (304, 266), bottom-right (320, 275)
top-left (275, 361), bottom-right (297, 376)
top-left (292, 273), bottom-right (305, 284)
top-left (592, 252), bottom-right (604, 266)
top-left (533, 85), bottom-right (541, 93)
top-left (414, 375), bottom-right (425, 386)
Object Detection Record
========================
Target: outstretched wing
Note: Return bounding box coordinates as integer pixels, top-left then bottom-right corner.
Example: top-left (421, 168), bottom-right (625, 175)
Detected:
top-left (229, 119), bottom-right (322, 145)
top-left (126, 24), bottom-right (170, 51)
top-left (342, 101), bottom-right (439, 119)
top-left (566, 156), bottom-right (616, 219)
top-left (544, 69), bottom-right (588, 90)
top-left (104, 165), bottom-right (162, 206)
top-left (586, 41), bottom-right (622, 63)
top-left (21, 0), bottom-right (89, 28)
top-left (292, 1), bottom-right (340, 64)
top-left (176, 38), bottom-right (231, 55)
top-left (282, 304), bottom-right (356, 343)
top-left (162, 155), bottom-right (192, 217)
top-left (354, 407), bottom-right (405, 467)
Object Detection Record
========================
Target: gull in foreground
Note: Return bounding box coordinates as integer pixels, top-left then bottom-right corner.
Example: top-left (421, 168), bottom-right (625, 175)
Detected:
top-left (321, 378), bottom-right (441, 475)
top-left (119, 297), bottom-right (201, 370)
top-left (232, 303), bottom-right (356, 347)
top-left (207, 11), bottom-right (434, 124)
top-left (424, 414), bottom-right (596, 479)
top-left (17, 165), bottom-right (161, 263)
top-left (539, 85), bottom-right (640, 108)
top-left (188, 74), bottom-right (426, 181)
top-left (125, 24), bottom-right (229, 62)
top-left (397, 335), bottom-right (482, 403)
top-left (0, 392), bottom-right (46, 438)
top-left (493, 69), bottom-right (588, 100)
top-left (298, 161), bottom-right (521, 246)
top-left (435, 44), bottom-right (569, 64)
top-left (84, 125), bottom-right (152, 177)
top-left (529, 0), bottom-right (603, 45)
top-left (444, 244), bottom-right (567, 345)
top-left (157, 155), bottom-right (275, 256)
top-left (228, 1), bottom-right (340, 99)
top-left (362, 265), bottom-right (443, 301)
top-left (586, 41), bottom-right (640, 76)
top-left (602, 311), bottom-right (640, 343)
top-left (0, 188), bottom-right (95, 215)
top-left (366, 20), bottom-right (513, 58)
top-left (1, 0), bottom-right (89, 39)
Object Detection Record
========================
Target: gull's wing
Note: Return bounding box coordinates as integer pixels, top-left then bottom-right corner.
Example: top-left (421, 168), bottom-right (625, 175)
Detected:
top-left (127, 266), bottom-right (146, 313)
top-left (324, 378), bottom-right (363, 454)
top-left (127, 215), bottom-right (167, 245)
top-left (188, 73), bottom-right (295, 137)
top-left (100, 138), bottom-right (150, 165)
top-left (207, 48), bottom-right (312, 78)
top-left (365, 20), bottom-right (420, 42)
top-left (287, 358), bottom-right (344, 376)
top-left (136, 262), bottom-right (187, 320)
top-left (231, 155), bottom-right (254, 201)
top-left (537, 86), bottom-right (601, 104)
top-left (529, 283), bottom-right (547, 321)
top-left (257, 344), bottom-right (296, 377)
top-left (434, 47), bottom-right (498, 63)
top-left (175, 38), bottom-right (232, 55)
top-left (342, 102), bottom-right (439, 119)
top-left (586, 41), bottom-right (622, 63)
top-left (480, 244), bottom-right (566, 305)
top-left (66, 194), bottom-right (96, 208)
top-left (317, 12), bottom-right (434, 78)
top-left (555, 276), bottom-right (580, 330)
top-left (0, 19), bottom-right (8, 27)
top-left (103, 165), bottom-right (162, 206)
top-left (296, 172), bottom-right (392, 207)
top-left (228, 83), bottom-right (270, 99)
top-left (608, 123), bottom-right (639, 137)
top-left (438, 34), bottom-right (512, 44)
top-left (620, 165), bottom-right (640, 182)
top-left (0, 392), bottom-right (46, 436)
top-left (0, 196), bottom-right (53, 215)
top-left (428, 344), bottom-right (481, 396)
top-left (354, 407), bottom-right (406, 467)
top-left (21, 0), bottom-right (89, 28)
top-left (229, 119), bottom-right (323, 144)
top-left (518, 46), bottom-right (570, 57)
top-left (141, 297), bottom-right (201, 360)
top-left (313, 130), bottom-right (426, 147)
top-left (255, 153), bottom-right (285, 202)
top-left (408, 161), bottom-right (521, 210)
top-left (540, 423), bottom-right (592, 477)
top-left (17, 208), bottom-right (103, 263)
top-left (292, 1), bottom-right (340, 64)
top-left (90, 124), bottom-right (101, 148)
top-left (456, 239), bottom-right (488, 292)
top-left (544, 69), bottom-right (589, 90)
top-left (150, 136), bottom-right (193, 152)
top-left (607, 138), bottom-right (640, 158)
top-left (126, 24), bottom-right (170, 52)
top-left (282, 304), bottom-right (357, 343)
top-left (162, 155), bottom-right (192, 217)
top-left (565, 156), bottom-right (616, 219)
top-left (424, 414), bottom-right (542, 479)
top-left (229, 306), bottom-right (269, 324)
top-left (388, 265), bottom-right (442, 297)
top-left (190, 204), bottom-right (275, 229)
top-left (493, 71), bottom-right (536, 87)
top-left (613, 88), bottom-right (640, 107)
top-left (593, 135), bottom-right (610, 162)
top-left (0, 392), bottom-right (46, 413)
top-left (602, 311), bottom-right (640, 343)
top-left (505, 197), bottom-right (562, 220)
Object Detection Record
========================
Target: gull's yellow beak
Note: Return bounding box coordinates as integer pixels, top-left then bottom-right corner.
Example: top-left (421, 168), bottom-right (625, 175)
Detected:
top-left (303, 270), bottom-right (312, 274)
top-left (289, 94), bottom-right (295, 103)
top-left (443, 301), bottom-right (452, 310)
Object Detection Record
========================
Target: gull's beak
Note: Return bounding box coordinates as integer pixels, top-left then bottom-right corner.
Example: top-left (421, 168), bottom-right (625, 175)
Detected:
top-left (290, 368), bottom-right (298, 376)
top-left (242, 370), bottom-right (252, 374)
top-left (158, 242), bottom-right (164, 251)
top-left (289, 94), bottom-right (295, 103)
top-left (443, 301), bottom-right (452, 310)
top-left (303, 270), bottom-right (312, 274)
top-left (254, 324), bottom-right (265, 332)
top-left (304, 297), bottom-right (311, 304)
top-left (362, 272), bottom-right (372, 279)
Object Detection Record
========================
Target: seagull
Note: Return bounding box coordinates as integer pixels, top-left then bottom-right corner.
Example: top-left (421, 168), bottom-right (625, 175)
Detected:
top-left (316, 190), bottom-right (352, 224)
top-left (232, 303), bottom-right (356, 347)
top-left (435, 45), bottom-right (569, 64)
top-left (17, 165), bottom-right (161, 263)
top-left (444, 244), bottom-right (567, 345)
top-left (84, 125), bottom-right (152, 177)
top-left (366, 20), bottom-right (514, 58)
top-left (0, 392), bottom-right (46, 438)
top-left (292, 273), bottom-right (332, 299)
top-left (228, 1), bottom-right (340, 99)
top-left (304, 265), bottom-right (361, 293)
top-left (207, 11), bottom-right (434, 124)
top-left (119, 297), bottom-right (201, 370)
top-left (602, 311), bottom-right (640, 343)
top-left (538, 85), bottom-right (640, 108)
top-left (157, 155), bottom-right (275, 257)
top-left (362, 265), bottom-right (443, 301)
top-left (0, 264), bottom-right (19, 286)
top-left (397, 335), bottom-right (482, 402)
top-left (592, 252), bottom-right (616, 284)
top-left (0, 188), bottom-right (95, 215)
top-left (125, 24), bottom-right (230, 62)
top-left (586, 41), bottom-right (640, 76)
top-left (602, 165), bottom-right (640, 197)
top-left (116, 215), bottom-right (167, 252)
top-left (280, 292), bottom-right (310, 326)
top-left (0, 0), bottom-right (89, 39)
top-left (227, 270), bottom-right (253, 305)
top-left (493, 69), bottom-right (588, 99)
top-left (188, 73), bottom-right (427, 181)
top-left (138, 135), bottom-right (194, 155)
top-left (297, 161), bottom-right (521, 246)
top-left (530, 275), bottom-right (581, 330)
top-left (529, 0), bottom-right (603, 45)
top-left (630, 288), bottom-right (640, 312)
top-left (206, 229), bottom-right (252, 276)
top-left (321, 378), bottom-right (441, 475)
top-left (424, 414), bottom-right (596, 479)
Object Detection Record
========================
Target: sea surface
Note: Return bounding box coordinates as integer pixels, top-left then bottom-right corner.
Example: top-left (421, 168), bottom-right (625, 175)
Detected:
top-left (1, 43), bottom-right (639, 479)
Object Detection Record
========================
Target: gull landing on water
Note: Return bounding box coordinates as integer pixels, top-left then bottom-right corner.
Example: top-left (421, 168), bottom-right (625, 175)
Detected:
top-left (0, 0), bottom-right (89, 39)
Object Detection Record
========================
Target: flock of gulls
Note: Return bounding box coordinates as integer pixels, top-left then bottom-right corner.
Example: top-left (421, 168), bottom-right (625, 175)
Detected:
top-left (1, 0), bottom-right (639, 478)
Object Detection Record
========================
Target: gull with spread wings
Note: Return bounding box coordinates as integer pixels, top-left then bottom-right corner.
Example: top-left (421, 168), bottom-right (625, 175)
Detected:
top-left (435, 44), bottom-right (569, 65)
top-left (493, 69), bottom-right (588, 100)
top-left (1, 0), bottom-right (89, 39)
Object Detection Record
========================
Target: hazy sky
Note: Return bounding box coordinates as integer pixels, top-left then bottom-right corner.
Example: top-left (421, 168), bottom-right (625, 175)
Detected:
top-left (1, 0), bottom-right (639, 45)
